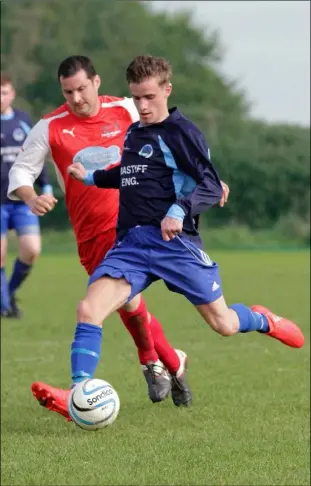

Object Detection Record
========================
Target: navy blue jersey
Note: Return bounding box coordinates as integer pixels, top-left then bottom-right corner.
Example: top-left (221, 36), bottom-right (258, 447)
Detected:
top-left (91, 108), bottom-right (222, 241)
top-left (1, 109), bottom-right (50, 204)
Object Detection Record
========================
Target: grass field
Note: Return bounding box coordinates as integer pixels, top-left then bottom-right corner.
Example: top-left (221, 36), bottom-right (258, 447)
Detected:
top-left (1, 251), bottom-right (310, 486)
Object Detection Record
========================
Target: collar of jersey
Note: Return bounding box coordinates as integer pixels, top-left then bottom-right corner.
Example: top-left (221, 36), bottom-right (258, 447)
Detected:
top-left (0, 111), bottom-right (15, 121)
top-left (65, 103), bottom-right (104, 123)
top-left (136, 107), bottom-right (181, 129)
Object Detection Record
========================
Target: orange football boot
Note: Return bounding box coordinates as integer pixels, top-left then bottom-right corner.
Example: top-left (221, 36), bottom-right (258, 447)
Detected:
top-left (31, 382), bottom-right (72, 421)
top-left (251, 305), bottom-right (304, 348)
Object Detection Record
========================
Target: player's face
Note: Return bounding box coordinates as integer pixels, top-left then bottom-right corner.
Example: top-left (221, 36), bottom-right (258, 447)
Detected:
top-left (0, 83), bottom-right (15, 114)
top-left (60, 69), bottom-right (101, 117)
top-left (129, 76), bottom-right (172, 125)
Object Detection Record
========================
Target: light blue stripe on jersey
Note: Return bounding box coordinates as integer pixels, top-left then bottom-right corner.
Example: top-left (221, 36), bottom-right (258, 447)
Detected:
top-left (19, 120), bottom-right (31, 134)
top-left (158, 135), bottom-right (197, 219)
top-left (158, 135), bottom-right (196, 198)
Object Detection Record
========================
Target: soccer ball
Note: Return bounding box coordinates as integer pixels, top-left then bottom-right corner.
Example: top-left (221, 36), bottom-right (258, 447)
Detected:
top-left (68, 378), bottom-right (120, 431)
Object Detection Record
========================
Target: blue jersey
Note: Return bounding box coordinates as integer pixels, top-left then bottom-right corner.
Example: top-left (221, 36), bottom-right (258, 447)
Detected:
top-left (1, 109), bottom-right (50, 204)
top-left (90, 107), bottom-right (222, 243)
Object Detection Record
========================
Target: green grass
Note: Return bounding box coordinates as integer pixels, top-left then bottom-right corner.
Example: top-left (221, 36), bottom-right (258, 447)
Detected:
top-left (1, 251), bottom-right (310, 486)
top-left (7, 225), bottom-right (310, 255)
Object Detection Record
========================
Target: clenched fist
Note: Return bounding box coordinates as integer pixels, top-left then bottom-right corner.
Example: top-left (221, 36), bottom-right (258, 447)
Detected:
top-left (67, 162), bottom-right (86, 182)
top-left (161, 216), bottom-right (183, 241)
top-left (27, 195), bottom-right (58, 216)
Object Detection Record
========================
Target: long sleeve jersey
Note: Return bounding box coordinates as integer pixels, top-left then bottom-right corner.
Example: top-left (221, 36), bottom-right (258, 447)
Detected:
top-left (1, 109), bottom-right (51, 204)
top-left (88, 107), bottom-right (222, 240)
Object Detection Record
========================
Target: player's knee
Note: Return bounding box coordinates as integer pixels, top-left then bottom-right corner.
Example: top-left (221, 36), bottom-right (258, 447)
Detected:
top-left (77, 298), bottom-right (94, 323)
top-left (121, 294), bottom-right (143, 314)
top-left (208, 315), bottom-right (237, 336)
top-left (215, 324), bottom-right (236, 337)
top-left (19, 236), bottom-right (41, 264)
top-left (27, 246), bottom-right (41, 263)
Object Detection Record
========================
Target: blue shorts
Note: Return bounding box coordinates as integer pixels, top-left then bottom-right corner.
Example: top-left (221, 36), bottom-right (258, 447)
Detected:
top-left (1, 203), bottom-right (40, 237)
top-left (89, 226), bottom-right (223, 306)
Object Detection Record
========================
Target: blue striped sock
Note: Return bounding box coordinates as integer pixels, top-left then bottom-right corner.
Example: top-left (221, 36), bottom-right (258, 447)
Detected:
top-left (71, 322), bottom-right (102, 384)
top-left (230, 303), bottom-right (269, 333)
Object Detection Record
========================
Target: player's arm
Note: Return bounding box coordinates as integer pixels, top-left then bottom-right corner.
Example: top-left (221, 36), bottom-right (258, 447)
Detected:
top-left (93, 165), bottom-right (121, 188)
top-left (68, 162), bottom-right (121, 188)
top-left (168, 128), bottom-right (223, 221)
top-left (8, 119), bottom-right (57, 215)
top-left (35, 164), bottom-right (54, 196)
top-left (160, 128), bottom-right (223, 241)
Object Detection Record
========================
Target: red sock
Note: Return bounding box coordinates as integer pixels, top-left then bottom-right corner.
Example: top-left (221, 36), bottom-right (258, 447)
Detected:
top-left (149, 314), bottom-right (180, 374)
top-left (118, 297), bottom-right (158, 365)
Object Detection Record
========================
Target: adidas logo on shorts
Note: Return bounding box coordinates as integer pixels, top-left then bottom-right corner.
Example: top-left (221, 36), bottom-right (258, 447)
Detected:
top-left (212, 281), bottom-right (220, 291)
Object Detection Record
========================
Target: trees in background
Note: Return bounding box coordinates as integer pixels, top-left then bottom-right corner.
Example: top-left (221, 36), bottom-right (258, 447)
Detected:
top-left (1, 0), bottom-right (309, 242)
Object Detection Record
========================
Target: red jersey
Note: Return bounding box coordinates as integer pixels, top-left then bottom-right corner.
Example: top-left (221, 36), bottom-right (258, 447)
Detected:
top-left (7, 95), bottom-right (138, 244)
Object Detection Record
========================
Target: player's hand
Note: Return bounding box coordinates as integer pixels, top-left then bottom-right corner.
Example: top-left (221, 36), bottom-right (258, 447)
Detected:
top-left (27, 195), bottom-right (58, 216)
top-left (67, 162), bottom-right (86, 182)
top-left (161, 216), bottom-right (183, 241)
top-left (219, 180), bottom-right (230, 207)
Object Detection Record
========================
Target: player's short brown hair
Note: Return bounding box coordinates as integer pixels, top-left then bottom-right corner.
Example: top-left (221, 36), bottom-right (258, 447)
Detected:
top-left (126, 55), bottom-right (172, 85)
top-left (0, 72), bottom-right (13, 86)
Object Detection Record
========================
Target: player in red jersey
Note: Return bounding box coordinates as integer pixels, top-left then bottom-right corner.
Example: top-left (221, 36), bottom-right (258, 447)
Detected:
top-left (8, 56), bottom-right (229, 419)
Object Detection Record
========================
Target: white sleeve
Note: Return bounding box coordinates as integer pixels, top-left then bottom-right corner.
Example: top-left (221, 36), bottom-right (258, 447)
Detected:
top-left (7, 119), bottom-right (50, 200)
top-left (122, 97), bottom-right (139, 123)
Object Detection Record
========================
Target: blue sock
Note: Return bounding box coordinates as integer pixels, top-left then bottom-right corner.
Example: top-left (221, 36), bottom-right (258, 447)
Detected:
top-left (8, 258), bottom-right (32, 296)
top-left (71, 322), bottom-right (102, 384)
top-left (230, 303), bottom-right (269, 333)
top-left (1, 267), bottom-right (10, 311)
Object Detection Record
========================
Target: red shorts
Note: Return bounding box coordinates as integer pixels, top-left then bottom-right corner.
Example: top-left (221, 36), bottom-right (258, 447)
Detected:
top-left (78, 228), bottom-right (117, 276)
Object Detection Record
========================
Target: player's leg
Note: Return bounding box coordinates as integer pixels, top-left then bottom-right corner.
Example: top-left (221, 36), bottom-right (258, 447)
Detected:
top-left (118, 294), bottom-right (180, 403)
top-left (81, 231), bottom-right (181, 396)
top-left (139, 228), bottom-right (195, 406)
top-left (32, 275), bottom-right (132, 421)
top-left (0, 204), bottom-right (11, 316)
top-left (79, 231), bottom-right (163, 365)
top-left (119, 296), bottom-right (180, 372)
top-left (156, 235), bottom-right (304, 348)
top-left (32, 239), bottom-right (171, 420)
top-left (72, 276), bottom-right (132, 383)
top-left (83, 240), bottom-right (171, 403)
top-left (196, 298), bottom-right (304, 348)
top-left (118, 294), bottom-right (159, 364)
top-left (8, 203), bottom-right (41, 317)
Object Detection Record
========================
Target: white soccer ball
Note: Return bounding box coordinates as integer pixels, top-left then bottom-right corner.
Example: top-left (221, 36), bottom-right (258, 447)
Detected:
top-left (68, 378), bottom-right (120, 431)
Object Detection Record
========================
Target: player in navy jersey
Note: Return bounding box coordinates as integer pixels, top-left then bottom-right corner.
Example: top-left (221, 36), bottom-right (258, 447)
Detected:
top-left (31, 55), bottom-right (304, 421)
top-left (1, 73), bottom-right (53, 318)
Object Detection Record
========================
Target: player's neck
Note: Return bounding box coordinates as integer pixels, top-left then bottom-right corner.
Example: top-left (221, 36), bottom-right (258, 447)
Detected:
top-left (88, 98), bottom-right (101, 117)
top-left (140, 109), bottom-right (170, 126)
top-left (1, 105), bottom-right (14, 116)
top-left (73, 98), bottom-right (101, 119)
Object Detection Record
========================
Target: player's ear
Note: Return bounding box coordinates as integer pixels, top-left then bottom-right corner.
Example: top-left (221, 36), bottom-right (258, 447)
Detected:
top-left (165, 82), bottom-right (172, 97)
top-left (94, 75), bottom-right (101, 91)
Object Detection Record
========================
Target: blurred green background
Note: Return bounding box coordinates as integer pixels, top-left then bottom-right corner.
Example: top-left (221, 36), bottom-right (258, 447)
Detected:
top-left (1, 0), bottom-right (310, 250)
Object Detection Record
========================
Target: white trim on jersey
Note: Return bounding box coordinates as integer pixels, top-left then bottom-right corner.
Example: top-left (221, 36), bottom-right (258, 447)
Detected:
top-left (7, 111), bottom-right (69, 200)
top-left (7, 99), bottom-right (137, 201)
top-left (101, 97), bottom-right (139, 123)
